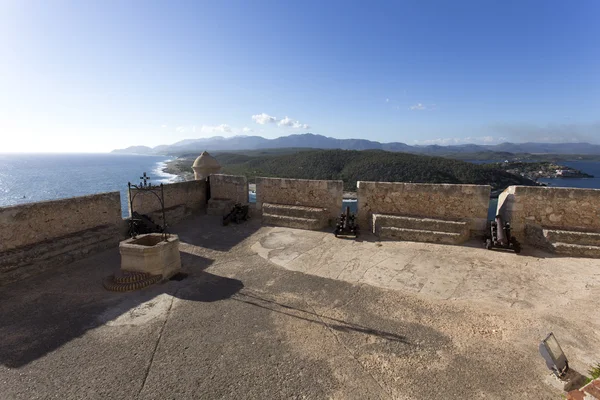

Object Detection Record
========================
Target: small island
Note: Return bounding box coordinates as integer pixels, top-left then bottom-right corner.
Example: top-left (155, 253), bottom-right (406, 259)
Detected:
top-left (486, 161), bottom-right (594, 181)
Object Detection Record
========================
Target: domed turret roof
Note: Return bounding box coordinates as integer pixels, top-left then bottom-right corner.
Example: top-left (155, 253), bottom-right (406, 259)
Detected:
top-left (192, 151), bottom-right (220, 168)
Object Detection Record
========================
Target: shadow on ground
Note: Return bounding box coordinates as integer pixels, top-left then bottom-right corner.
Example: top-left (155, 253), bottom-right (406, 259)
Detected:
top-left (174, 214), bottom-right (263, 252)
top-left (233, 291), bottom-right (410, 345)
top-left (0, 249), bottom-right (242, 369)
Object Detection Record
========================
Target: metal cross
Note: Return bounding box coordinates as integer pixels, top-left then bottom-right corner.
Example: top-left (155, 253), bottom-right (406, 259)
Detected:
top-left (140, 172), bottom-right (151, 187)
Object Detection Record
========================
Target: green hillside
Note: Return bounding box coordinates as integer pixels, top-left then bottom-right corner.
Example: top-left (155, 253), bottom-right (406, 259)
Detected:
top-left (169, 149), bottom-right (537, 191)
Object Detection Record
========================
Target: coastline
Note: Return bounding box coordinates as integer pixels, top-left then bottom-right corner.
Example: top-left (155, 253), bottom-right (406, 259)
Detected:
top-left (162, 158), bottom-right (194, 181)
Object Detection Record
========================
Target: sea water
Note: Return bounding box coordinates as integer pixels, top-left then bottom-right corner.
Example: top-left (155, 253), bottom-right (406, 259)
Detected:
top-left (0, 154), bottom-right (178, 217)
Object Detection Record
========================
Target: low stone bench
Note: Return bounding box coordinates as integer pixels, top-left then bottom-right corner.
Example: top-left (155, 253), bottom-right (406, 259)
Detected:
top-left (527, 225), bottom-right (600, 258)
top-left (372, 214), bottom-right (470, 245)
top-left (262, 203), bottom-right (329, 231)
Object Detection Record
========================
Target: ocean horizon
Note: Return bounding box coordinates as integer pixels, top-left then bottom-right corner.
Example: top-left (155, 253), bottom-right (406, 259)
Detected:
top-left (0, 153), bottom-right (180, 217)
top-left (2, 154), bottom-right (599, 220)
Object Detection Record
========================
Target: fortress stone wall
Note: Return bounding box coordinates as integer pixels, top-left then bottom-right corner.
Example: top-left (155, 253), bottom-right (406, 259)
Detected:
top-left (129, 180), bottom-right (207, 225)
top-left (497, 185), bottom-right (600, 237)
top-left (209, 174), bottom-right (249, 204)
top-left (255, 177), bottom-right (343, 222)
top-left (357, 181), bottom-right (491, 235)
top-left (0, 192), bottom-right (124, 285)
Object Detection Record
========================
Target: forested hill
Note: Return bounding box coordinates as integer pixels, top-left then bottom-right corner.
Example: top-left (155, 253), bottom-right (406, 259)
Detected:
top-left (171, 149), bottom-right (537, 191)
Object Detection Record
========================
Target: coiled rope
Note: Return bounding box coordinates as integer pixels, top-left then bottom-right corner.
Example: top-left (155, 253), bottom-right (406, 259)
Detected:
top-left (103, 270), bottom-right (162, 292)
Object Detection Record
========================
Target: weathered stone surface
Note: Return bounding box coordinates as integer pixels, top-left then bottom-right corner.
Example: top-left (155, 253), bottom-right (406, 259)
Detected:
top-left (262, 214), bottom-right (325, 230)
top-left (357, 181), bottom-right (491, 236)
top-left (551, 242), bottom-right (600, 258)
top-left (256, 177), bottom-right (343, 222)
top-left (0, 224), bottom-right (122, 285)
top-left (263, 203), bottom-right (328, 220)
top-left (373, 214), bottom-right (470, 244)
top-left (543, 229), bottom-right (600, 247)
top-left (498, 186), bottom-right (600, 257)
top-left (209, 174), bottom-right (248, 204)
top-left (378, 226), bottom-right (465, 244)
top-left (119, 233), bottom-right (181, 280)
top-left (372, 214), bottom-right (470, 234)
top-left (497, 186), bottom-right (600, 237)
top-left (129, 180), bottom-right (207, 220)
top-left (262, 203), bottom-right (329, 230)
top-left (0, 192), bottom-right (122, 253)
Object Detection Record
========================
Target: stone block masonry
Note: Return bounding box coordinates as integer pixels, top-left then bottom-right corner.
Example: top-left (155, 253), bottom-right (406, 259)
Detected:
top-left (128, 180), bottom-right (207, 225)
top-left (0, 192), bottom-right (122, 252)
top-left (0, 192), bottom-right (124, 285)
top-left (209, 174), bottom-right (249, 204)
top-left (497, 186), bottom-right (600, 236)
top-left (255, 177), bottom-right (343, 223)
top-left (497, 185), bottom-right (600, 256)
top-left (357, 181), bottom-right (491, 236)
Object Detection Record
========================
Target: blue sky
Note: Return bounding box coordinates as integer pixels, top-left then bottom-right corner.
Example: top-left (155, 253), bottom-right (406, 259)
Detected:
top-left (1, 0), bottom-right (599, 152)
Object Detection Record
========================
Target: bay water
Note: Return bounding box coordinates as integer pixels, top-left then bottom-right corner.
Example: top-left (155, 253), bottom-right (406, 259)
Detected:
top-left (0, 154), bottom-right (178, 217)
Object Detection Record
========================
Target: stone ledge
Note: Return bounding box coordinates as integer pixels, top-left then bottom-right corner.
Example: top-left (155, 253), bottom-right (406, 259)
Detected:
top-left (378, 226), bottom-right (466, 244)
top-left (372, 214), bottom-right (469, 235)
top-left (262, 213), bottom-right (326, 231)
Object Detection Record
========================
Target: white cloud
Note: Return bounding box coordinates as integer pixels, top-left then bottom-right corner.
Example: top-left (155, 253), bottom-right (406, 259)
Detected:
top-left (242, 126), bottom-right (253, 133)
top-left (409, 103), bottom-right (428, 111)
top-left (278, 116), bottom-right (310, 129)
top-left (200, 124), bottom-right (232, 134)
top-left (252, 113), bottom-right (277, 125)
top-left (160, 124), bottom-right (168, 128)
top-left (176, 126), bottom-right (186, 132)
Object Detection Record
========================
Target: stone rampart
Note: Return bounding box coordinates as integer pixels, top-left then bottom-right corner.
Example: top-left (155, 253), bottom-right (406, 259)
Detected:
top-left (255, 177), bottom-right (343, 221)
top-left (357, 181), bottom-right (491, 235)
top-left (0, 192), bottom-right (124, 285)
top-left (0, 192), bottom-right (122, 252)
top-left (129, 180), bottom-right (207, 225)
top-left (209, 174), bottom-right (248, 203)
top-left (497, 185), bottom-right (600, 238)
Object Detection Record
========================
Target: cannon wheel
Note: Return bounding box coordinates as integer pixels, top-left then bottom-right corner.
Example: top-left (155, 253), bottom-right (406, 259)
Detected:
top-left (511, 237), bottom-right (521, 254)
top-left (485, 238), bottom-right (493, 250)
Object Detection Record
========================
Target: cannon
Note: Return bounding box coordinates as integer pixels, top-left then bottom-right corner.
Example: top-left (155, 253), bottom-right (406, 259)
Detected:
top-left (223, 203), bottom-right (250, 226)
top-left (484, 215), bottom-right (521, 253)
top-left (334, 206), bottom-right (358, 238)
top-left (128, 211), bottom-right (164, 237)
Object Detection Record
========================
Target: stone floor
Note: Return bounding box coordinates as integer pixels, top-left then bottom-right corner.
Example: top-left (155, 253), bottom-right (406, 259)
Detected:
top-left (1, 214), bottom-right (599, 399)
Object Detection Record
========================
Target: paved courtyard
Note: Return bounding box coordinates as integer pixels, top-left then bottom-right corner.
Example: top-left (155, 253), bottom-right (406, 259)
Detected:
top-left (1, 215), bottom-right (599, 399)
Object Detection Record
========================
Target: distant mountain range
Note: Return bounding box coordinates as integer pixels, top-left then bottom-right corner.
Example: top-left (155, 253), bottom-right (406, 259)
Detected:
top-left (111, 133), bottom-right (600, 156)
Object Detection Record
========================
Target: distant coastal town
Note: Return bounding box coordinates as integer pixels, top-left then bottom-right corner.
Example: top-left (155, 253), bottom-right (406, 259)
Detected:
top-left (493, 161), bottom-right (594, 182)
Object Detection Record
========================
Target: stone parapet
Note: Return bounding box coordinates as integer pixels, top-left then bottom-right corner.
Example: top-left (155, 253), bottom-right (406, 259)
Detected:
top-left (128, 180), bottom-right (207, 224)
top-left (255, 177), bottom-right (343, 223)
top-left (497, 186), bottom-right (600, 237)
top-left (0, 192), bottom-right (122, 252)
top-left (0, 192), bottom-right (124, 285)
top-left (209, 174), bottom-right (248, 204)
top-left (357, 181), bottom-right (491, 236)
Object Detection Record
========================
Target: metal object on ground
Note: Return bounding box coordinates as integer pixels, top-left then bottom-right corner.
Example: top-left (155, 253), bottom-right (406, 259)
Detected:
top-left (223, 203), bottom-right (250, 226)
top-left (484, 215), bottom-right (521, 253)
top-left (128, 211), bottom-right (164, 237)
top-left (539, 332), bottom-right (569, 378)
top-left (335, 206), bottom-right (358, 238)
top-left (128, 172), bottom-right (168, 240)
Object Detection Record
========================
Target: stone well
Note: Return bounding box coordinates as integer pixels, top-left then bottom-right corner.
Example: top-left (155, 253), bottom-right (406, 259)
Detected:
top-left (119, 233), bottom-right (181, 280)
